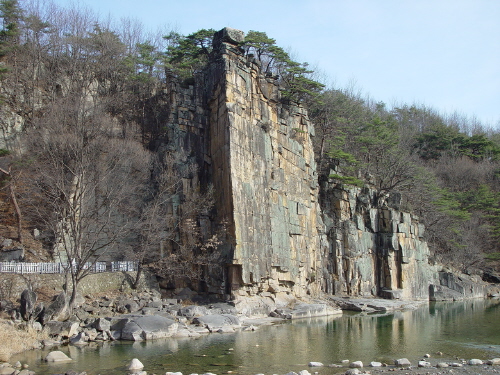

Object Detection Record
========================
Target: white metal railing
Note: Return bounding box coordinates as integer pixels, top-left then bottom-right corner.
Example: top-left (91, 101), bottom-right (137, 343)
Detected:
top-left (0, 261), bottom-right (136, 274)
top-left (111, 261), bottom-right (138, 272)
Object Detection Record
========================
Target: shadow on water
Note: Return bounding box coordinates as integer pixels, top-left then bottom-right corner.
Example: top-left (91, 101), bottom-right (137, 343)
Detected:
top-left (13, 298), bottom-right (500, 375)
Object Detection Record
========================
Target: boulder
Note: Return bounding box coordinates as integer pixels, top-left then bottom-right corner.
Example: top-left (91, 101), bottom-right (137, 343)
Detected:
top-left (192, 314), bottom-right (240, 331)
top-left (394, 358), bottom-right (411, 366)
top-left (69, 332), bottom-right (88, 346)
top-left (41, 292), bottom-right (70, 324)
top-left (83, 328), bottom-right (98, 341)
top-left (0, 247), bottom-right (24, 261)
top-left (430, 272), bottom-right (487, 300)
top-left (179, 305), bottom-right (208, 318)
top-left (30, 321), bottom-right (42, 331)
top-left (45, 321), bottom-right (80, 338)
top-left (206, 303), bottom-right (238, 315)
top-left (307, 362), bottom-right (323, 367)
top-left (349, 361), bottom-right (363, 368)
top-left (72, 293), bottom-right (86, 308)
top-left (468, 359), bottom-right (483, 365)
top-left (128, 358), bottom-right (144, 371)
top-left (112, 315), bottom-right (178, 341)
top-left (20, 289), bottom-right (37, 321)
top-left (0, 367), bottom-right (16, 375)
top-left (418, 361), bottom-right (431, 367)
top-left (124, 300), bottom-right (140, 313)
top-left (436, 363), bottom-right (449, 368)
top-left (93, 317), bottom-right (111, 332)
top-left (429, 284), bottom-right (464, 301)
top-left (369, 362), bottom-right (382, 367)
top-left (344, 370), bottom-right (360, 375)
top-left (213, 27), bottom-right (245, 47)
top-left (45, 351), bottom-right (72, 362)
top-left (487, 358), bottom-right (500, 365)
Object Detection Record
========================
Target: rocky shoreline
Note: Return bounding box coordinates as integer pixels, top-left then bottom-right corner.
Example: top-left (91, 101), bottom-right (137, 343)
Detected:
top-left (16, 290), bottom-right (434, 348)
top-left (2, 289), bottom-right (499, 375)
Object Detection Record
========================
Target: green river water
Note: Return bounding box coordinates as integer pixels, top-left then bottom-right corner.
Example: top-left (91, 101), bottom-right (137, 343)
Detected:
top-left (13, 299), bottom-right (500, 375)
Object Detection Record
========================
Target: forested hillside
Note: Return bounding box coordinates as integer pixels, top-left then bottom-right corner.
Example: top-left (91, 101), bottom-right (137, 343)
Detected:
top-left (0, 0), bottom-right (499, 288)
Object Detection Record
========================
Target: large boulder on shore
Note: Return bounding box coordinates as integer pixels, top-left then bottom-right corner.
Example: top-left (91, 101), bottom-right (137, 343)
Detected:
top-left (20, 289), bottom-right (37, 321)
top-left (45, 321), bottom-right (80, 338)
top-left (430, 272), bottom-right (488, 301)
top-left (192, 314), bottom-right (240, 332)
top-left (111, 315), bottom-right (178, 341)
top-left (40, 292), bottom-right (70, 324)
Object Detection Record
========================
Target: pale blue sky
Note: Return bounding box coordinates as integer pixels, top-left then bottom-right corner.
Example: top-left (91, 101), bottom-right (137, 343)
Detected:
top-left (51, 0), bottom-right (500, 127)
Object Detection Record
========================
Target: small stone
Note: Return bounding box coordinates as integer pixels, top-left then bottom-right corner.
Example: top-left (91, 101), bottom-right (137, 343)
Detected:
top-left (298, 371), bottom-right (311, 375)
top-left (45, 351), bottom-right (72, 362)
top-left (344, 369), bottom-right (360, 375)
top-left (424, 354), bottom-right (431, 358)
top-left (394, 358), bottom-right (411, 367)
top-left (14, 362), bottom-right (21, 368)
top-left (128, 358), bottom-right (144, 371)
top-left (436, 351), bottom-right (443, 356)
top-left (370, 362), bottom-right (382, 367)
top-left (308, 362), bottom-right (323, 367)
top-left (350, 361), bottom-right (363, 368)
top-left (418, 361), bottom-right (431, 367)
top-left (449, 363), bottom-right (463, 367)
top-left (468, 359), bottom-right (483, 365)
top-left (487, 358), bottom-right (500, 365)
top-left (341, 360), bottom-right (350, 363)
top-left (436, 363), bottom-right (449, 368)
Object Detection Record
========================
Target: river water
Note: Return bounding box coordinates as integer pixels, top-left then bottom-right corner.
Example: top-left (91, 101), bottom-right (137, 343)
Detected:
top-left (13, 299), bottom-right (500, 375)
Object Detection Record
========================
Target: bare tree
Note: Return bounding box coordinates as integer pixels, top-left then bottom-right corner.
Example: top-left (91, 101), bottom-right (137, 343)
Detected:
top-left (21, 97), bottom-right (150, 306)
top-left (0, 157), bottom-right (22, 243)
top-left (131, 152), bottom-right (224, 291)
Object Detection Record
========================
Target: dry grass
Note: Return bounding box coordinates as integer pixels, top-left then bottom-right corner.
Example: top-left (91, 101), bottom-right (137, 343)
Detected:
top-left (0, 320), bottom-right (48, 361)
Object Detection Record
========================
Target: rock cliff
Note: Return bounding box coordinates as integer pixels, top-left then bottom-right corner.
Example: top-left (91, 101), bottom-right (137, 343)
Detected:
top-left (160, 28), bottom-right (326, 298)
top-left (320, 181), bottom-right (437, 300)
top-left (208, 29), bottom-right (326, 298)
top-left (153, 27), bottom-right (490, 301)
top-left (0, 26), bottom-right (491, 302)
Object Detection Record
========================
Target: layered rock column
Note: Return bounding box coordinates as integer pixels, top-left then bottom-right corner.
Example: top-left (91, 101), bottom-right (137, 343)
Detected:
top-left (208, 29), bottom-right (326, 298)
top-left (320, 183), bottom-right (436, 300)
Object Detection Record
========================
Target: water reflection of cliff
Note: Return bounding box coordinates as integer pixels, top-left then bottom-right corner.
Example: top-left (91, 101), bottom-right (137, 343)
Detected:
top-left (231, 299), bottom-right (500, 372)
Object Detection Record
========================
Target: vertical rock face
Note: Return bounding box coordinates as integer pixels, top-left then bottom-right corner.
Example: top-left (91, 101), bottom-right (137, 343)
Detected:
top-left (320, 182), bottom-right (437, 300)
top-left (208, 29), bottom-right (325, 297)
top-left (162, 27), bottom-right (439, 300)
